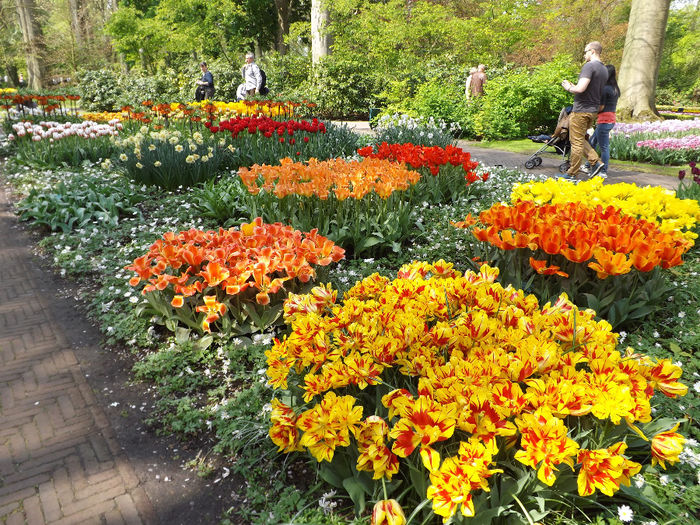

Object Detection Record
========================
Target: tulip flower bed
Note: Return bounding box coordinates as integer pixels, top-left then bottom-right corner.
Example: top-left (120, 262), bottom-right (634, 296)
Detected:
top-left (8, 119), bottom-right (120, 166)
top-left (357, 142), bottom-right (487, 202)
top-left (510, 176), bottom-right (700, 243)
top-left (204, 115), bottom-right (359, 167)
top-left (454, 199), bottom-right (693, 327)
top-left (238, 157), bottom-right (422, 257)
top-left (610, 118), bottom-right (700, 165)
top-left (125, 218), bottom-right (345, 335)
top-left (267, 261), bottom-right (689, 523)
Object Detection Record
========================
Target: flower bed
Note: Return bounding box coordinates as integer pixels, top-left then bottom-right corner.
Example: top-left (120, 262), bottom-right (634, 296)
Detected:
top-left (125, 218), bottom-right (345, 334)
top-left (510, 177), bottom-right (700, 243)
top-left (610, 119), bottom-right (700, 164)
top-left (267, 261), bottom-right (688, 523)
top-left (357, 142), bottom-right (487, 202)
top-left (9, 119), bottom-right (120, 165)
top-left (454, 199), bottom-right (692, 327)
top-left (238, 157), bottom-right (421, 257)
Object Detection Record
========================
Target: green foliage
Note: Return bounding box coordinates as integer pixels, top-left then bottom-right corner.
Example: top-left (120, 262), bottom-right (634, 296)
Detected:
top-left (306, 55), bottom-right (379, 119)
top-left (190, 175), bottom-right (248, 227)
top-left (474, 56), bottom-right (578, 140)
top-left (77, 69), bottom-right (124, 112)
top-left (17, 173), bottom-right (145, 232)
top-left (409, 79), bottom-right (470, 132)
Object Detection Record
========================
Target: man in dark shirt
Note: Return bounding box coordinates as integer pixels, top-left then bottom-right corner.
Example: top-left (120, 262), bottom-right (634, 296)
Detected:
top-left (561, 42), bottom-right (608, 179)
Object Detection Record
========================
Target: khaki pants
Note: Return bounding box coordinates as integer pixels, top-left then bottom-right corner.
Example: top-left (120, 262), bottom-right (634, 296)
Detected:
top-left (567, 112), bottom-right (600, 176)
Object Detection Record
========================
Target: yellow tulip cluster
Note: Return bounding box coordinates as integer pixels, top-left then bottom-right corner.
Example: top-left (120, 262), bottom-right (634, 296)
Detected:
top-left (266, 261), bottom-right (688, 522)
top-left (187, 100), bottom-right (295, 119)
top-left (511, 177), bottom-right (700, 243)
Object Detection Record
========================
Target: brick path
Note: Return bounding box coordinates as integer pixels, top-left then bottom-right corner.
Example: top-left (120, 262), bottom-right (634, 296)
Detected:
top-left (0, 184), bottom-right (157, 524)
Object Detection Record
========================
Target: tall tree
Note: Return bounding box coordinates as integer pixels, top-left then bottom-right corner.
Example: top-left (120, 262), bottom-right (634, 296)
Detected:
top-left (274, 0), bottom-right (291, 54)
top-left (311, 0), bottom-right (330, 65)
top-left (15, 0), bottom-right (46, 89)
top-left (617, 0), bottom-right (671, 120)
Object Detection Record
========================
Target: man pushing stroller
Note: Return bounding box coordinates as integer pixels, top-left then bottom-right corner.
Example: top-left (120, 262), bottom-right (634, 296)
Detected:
top-left (560, 41), bottom-right (607, 180)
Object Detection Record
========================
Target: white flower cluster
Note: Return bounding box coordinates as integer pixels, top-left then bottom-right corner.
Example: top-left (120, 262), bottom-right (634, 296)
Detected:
top-left (9, 119), bottom-right (121, 143)
top-left (374, 112), bottom-right (461, 134)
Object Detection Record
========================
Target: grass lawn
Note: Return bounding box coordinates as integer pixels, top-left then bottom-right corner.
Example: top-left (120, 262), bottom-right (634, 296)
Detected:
top-left (468, 138), bottom-right (687, 178)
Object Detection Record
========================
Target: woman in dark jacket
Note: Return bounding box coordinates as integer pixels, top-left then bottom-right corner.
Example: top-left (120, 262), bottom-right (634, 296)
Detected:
top-left (588, 64), bottom-right (620, 178)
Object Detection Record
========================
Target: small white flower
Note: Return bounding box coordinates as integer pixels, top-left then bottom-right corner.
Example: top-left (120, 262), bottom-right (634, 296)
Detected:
top-left (694, 381), bottom-right (700, 393)
top-left (659, 474), bottom-right (670, 485)
top-left (678, 311), bottom-right (686, 318)
top-left (633, 474), bottom-right (645, 488)
top-left (617, 505), bottom-right (633, 523)
top-left (652, 330), bottom-right (659, 338)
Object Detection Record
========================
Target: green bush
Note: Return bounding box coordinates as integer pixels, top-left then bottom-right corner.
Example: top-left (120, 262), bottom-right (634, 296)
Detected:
top-left (408, 78), bottom-right (471, 134)
top-left (306, 55), bottom-right (380, 119)
top-left (474, 56), bottom-right (578, 140)
top-left (77, 69), bottom-right (124, 111)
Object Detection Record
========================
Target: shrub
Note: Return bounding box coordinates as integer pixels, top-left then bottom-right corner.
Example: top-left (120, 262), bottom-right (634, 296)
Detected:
top-left (409, 79), bottom-right (471, 133)
top-left (78, 69), bottom-right (124, 112)
top-left (306, 55), bottom-right (380, 119)
top-left (474, 56), bottom-right (578, 140)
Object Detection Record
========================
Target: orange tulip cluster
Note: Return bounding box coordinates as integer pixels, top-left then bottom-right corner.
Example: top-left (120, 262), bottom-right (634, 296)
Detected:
top-left (457, 201), bottom-right (692, 278)
top-left (125, 218), bottom-right (345, 332)
top-left (238, 157), bottom-right (421, 200)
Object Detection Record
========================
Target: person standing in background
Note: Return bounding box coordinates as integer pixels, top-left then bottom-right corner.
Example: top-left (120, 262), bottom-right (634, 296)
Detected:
top-left (583, 64), bottom-right (620, 179)
top-left (561, 41), bottom-right (608, 179)
top-left (195, 62), bottom-right (215, 101)
top-left (465, 67), bottom-right (477, 99)
top-left (470, 64), bottom-right (487, 97)
top-left (241, 52), bottom-right (262, 97)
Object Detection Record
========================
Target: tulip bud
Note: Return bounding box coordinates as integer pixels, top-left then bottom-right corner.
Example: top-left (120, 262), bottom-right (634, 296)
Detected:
top-left (651, 423), bottom-right (685, 470)
top-left (372, 499), bottom-right (406, 525)
top-left (678, 170), bottom-right (686, 180)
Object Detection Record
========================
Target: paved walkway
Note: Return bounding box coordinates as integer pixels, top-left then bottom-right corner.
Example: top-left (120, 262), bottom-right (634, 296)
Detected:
top-left (0, 184), bottom-right (157, 524)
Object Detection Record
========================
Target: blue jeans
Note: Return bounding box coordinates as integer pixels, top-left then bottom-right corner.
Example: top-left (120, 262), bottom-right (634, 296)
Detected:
top-left (589, 123), bottom-right (614, 173)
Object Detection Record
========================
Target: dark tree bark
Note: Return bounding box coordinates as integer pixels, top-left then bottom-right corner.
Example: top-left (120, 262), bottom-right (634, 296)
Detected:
top-left (274, 0), bottom-right (291, 55)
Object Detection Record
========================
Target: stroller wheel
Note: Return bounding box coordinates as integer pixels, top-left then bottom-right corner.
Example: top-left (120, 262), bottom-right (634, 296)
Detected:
top-left (524, 159), bottom-right (537, 169)
top-left (558, 161), bottom-right (571, 174)
top-left (534, 157), bottom-right (542, 167)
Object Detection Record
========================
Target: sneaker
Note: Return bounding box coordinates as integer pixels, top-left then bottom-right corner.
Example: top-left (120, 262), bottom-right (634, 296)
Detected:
top-left (579, 164), bottom-right (591, 175)
top-left (599, 171), bottom-right (607, 179)
top-left (590, 162), bottom-right (605, 178)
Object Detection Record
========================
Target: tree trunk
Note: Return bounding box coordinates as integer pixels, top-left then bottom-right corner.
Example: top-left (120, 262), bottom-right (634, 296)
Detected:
top-left (311, 0), bottom-right (331, 66)
top-left (273, 0), bottom-right (290, 55)
top-left (15, 0), bottom-right (46, 90)
top-left (617, 0), bottom-right (671, 121)
top-left (67, 0), bottom-right (84, 46)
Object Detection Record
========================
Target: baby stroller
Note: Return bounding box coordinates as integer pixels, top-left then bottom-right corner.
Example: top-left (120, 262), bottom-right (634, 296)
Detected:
top-left (524, 106), bottom-right (572, 173)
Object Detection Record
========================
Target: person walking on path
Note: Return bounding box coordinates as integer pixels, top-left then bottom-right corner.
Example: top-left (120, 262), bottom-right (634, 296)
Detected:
top-left (241, 52), bottom-right (263, 98)
top-left (582, 64), bottom-right (620, 178)
top-left (561, 41), bottom-right (608, 179)
top-left (195, 61), bottom-right (215, 101)
top-left (465, 67), bottom-right (477, 99)
top-left (470, 64), bottom-right (487, 97)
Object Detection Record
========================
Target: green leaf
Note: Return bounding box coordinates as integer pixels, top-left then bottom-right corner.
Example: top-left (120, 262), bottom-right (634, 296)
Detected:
top-left (342, 477), bottom-right (367, 515)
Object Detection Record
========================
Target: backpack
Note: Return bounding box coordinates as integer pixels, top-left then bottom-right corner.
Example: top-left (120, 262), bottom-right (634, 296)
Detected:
top-left (259, 68), bottom-right (269, 96)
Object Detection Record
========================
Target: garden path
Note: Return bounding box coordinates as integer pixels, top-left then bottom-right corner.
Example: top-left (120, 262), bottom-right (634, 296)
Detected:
top-left (338, 121), bottom-right (680, 191)
top-left (0, 180), bottom-right (240, 524)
